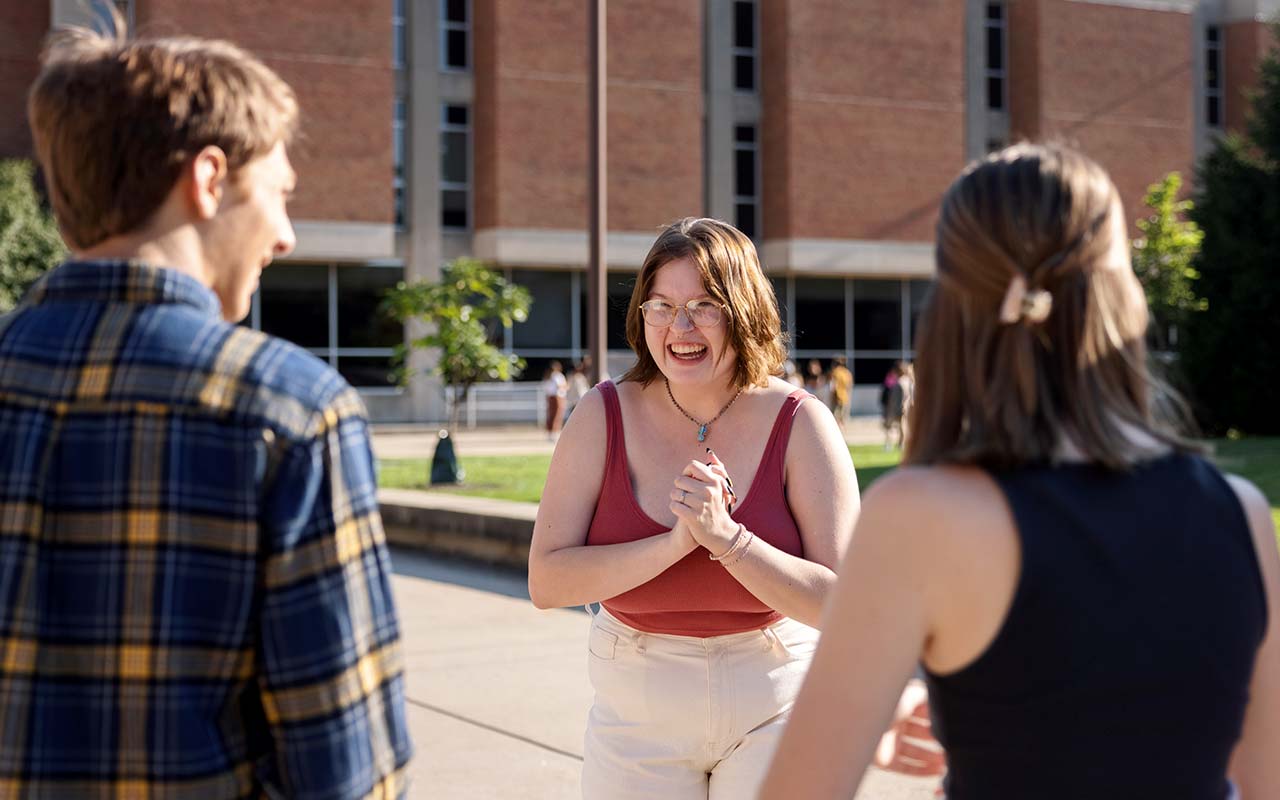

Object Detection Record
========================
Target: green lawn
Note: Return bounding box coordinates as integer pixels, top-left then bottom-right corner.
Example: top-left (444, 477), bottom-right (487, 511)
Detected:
top-left (380, 438), bottom-right (1280, 543)
top-left (380, 454), bottom-right (553, 505)
top-left (1206, 438), bottom-right (1280, 535)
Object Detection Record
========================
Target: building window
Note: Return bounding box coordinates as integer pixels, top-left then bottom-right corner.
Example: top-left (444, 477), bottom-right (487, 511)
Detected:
top-left (985, 3), bottom-right (1007, 111)
top-left (909, 279), bottom-right (932, 345)
top-left (577, 272), bottom-right (636, 355)
top-left (257, 263), bottom-right (404, 388)
top-left (732, 0), bottom-right (758, 92)
top-left (512, 270), bottom-right (574, 351)
top-left (853, 279), bottom-right (903, 353)
top-left (441, 104), bottom-right (470, 229)
top-left (734, 125), bottom-right (760, 239)
top-left (792, 279), bottom-right (845, 352)
top-left (442, 0), bottom-right (470, 71)
top-left (1206, 25), bottom-right (1223, 128)
top-left (393, 98), bottom-right (407, 229)
top-left (393, 0), bottom-right (407, 68)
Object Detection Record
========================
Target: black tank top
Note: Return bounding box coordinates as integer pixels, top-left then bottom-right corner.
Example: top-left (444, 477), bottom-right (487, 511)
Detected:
top-left (924, 453), bottom-right (1268, 800)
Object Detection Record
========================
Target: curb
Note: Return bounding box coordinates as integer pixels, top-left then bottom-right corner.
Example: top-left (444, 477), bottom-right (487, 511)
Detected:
top-left (378, 488), bottom-right (536, 570)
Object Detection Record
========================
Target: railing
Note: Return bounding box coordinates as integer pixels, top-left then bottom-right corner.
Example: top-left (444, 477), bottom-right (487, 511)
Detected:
top-left (446, 383), bottom-right (546, 429)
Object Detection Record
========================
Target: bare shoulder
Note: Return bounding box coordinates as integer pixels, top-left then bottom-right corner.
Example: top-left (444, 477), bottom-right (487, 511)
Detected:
top-left (867, 464), bottom-right (999, 500)
top-left (612, 378), bottom-right (641, 402)
top-left (1224, 473), bottom-right (1273, 525)
top-left (859, 465), bottom-right (1011, 547)
top-left (786, 388), bottom-right (843, 453)
top-left (551, 385), bottom-right (608, 464)
top-left (1223, 473), bottom-right (1280, 596)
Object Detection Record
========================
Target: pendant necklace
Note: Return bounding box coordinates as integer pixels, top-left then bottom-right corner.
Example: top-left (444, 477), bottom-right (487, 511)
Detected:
top-left (665, 379), bottom-right (742, 443)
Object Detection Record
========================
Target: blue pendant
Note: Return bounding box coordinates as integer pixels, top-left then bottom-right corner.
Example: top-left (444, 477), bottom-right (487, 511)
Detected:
top-left (698, 424), bottom-right (708, 442)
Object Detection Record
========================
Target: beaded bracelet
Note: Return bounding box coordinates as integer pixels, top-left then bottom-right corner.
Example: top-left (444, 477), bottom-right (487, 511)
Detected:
top-left (709, 524), bottom-right (753, 566)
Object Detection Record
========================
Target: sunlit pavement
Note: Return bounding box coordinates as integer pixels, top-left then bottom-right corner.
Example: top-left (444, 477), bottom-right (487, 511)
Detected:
top-left (391, 547), bottom-right (940, 799)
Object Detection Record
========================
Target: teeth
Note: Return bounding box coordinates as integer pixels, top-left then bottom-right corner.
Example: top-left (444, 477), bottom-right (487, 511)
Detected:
top-left (671, 343), bottom-right (706, 355)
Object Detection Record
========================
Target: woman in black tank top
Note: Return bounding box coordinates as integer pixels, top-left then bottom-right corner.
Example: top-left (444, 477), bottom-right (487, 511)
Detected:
top-left (760, 144), bottom-right (1280, 799)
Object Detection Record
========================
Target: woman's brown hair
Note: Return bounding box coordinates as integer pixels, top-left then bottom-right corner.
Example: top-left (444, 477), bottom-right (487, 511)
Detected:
top-left (621, 218), bottom-right (786, 389)
top-left (905, 143), bottom-right (1196, 470)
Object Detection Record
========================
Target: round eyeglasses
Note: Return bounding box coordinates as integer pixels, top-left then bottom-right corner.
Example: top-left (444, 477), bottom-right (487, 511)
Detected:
top-left (640, 299), bottom-right (726, 328)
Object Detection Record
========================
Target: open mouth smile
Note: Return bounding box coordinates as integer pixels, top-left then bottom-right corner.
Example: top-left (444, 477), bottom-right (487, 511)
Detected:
top-left (668, 342), bottom-right (708, 362)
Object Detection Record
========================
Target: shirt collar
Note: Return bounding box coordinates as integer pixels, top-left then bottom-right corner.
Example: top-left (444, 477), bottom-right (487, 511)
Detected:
top-left (24, 260), bottom-right (223, 318)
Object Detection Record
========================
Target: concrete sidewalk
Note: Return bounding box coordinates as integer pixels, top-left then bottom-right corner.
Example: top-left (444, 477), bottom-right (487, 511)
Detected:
top-left (394, 547), bottom-right (940, 799)
top-left (371, 414), bottom-right (890, 460)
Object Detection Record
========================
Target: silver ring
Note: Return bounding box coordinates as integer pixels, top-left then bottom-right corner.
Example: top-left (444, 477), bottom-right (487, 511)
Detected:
top-left (679, 489), bottom-right (687, 503)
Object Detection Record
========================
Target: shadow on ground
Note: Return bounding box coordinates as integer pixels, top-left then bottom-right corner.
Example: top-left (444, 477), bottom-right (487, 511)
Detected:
top-left (389, 547), bottom-right (532, 601)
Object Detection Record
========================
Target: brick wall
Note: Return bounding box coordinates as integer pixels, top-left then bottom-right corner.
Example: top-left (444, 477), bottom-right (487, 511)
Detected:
top-left (1224, 19), bottom-right (1273, 134)
top-left (139, 0), bottom-right (394, 223)
top-left (1012, 0), bottom-right (1194, 224)
top-left (473, 0), bottom-right (703, 234)
top-left (762, 0), bottom-right (967, 243)
top-left (0, 4), bottom-right (49, 158)
top-left (1008, 0), bottom-right (1042, 141)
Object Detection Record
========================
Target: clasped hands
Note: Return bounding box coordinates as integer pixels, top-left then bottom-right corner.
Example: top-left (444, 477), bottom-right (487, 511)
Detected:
top-left (668, 449), bottom-right (740, 559)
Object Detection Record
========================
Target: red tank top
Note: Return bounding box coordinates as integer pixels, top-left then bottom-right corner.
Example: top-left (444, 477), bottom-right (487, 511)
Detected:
top-left (586, 381), bottom-right (808, 636)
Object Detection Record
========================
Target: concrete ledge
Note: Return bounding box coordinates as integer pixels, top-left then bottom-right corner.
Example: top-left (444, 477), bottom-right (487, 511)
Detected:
top-left (378, 488), bottom-right (536, 570)
top-left (762, 238), bottom-right (935, 276)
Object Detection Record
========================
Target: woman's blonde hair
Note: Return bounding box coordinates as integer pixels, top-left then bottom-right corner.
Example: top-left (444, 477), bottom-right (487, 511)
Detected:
top-left (905, 143), bottom-right (1196, 469)
top-left (621, 218), bottom-right (786, 389)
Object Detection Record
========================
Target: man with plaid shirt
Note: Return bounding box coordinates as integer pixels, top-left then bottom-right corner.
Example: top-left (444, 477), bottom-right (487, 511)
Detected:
top-left (0, 19), bottom-right (412, 800)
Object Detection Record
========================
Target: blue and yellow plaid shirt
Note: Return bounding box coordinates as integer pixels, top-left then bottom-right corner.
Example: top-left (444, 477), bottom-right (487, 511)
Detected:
top-left (0, 261), bottom-right (412, 798)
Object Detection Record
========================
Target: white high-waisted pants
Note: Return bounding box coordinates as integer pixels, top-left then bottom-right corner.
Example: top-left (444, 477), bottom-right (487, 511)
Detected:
top-left (582, 606), bottom-right (819, 800)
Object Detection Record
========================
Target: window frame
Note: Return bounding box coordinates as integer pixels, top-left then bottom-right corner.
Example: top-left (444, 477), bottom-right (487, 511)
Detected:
top-left (733, 125), bottom-right (761, 240)
top-left (393, 0), bottom-right (407, 69)
top-left (984, 2), bottom-right (1008, 112)
top-left (440, 0), bottom-right (472, 72)
top-left (1205, 24), bottom-right (1224, 130)
top-left (252, 262), bottom-right (405, 391)
top-left (440, 103), bottom-right (472, 231)
top-left (731, 0), bottom-right (759, 94)
top-left (393, 97), bottom-right (408, 230)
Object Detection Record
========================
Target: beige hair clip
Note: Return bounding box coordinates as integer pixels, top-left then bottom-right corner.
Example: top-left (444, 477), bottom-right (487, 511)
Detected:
top-left (998, 274), bottom-right (1053, 325)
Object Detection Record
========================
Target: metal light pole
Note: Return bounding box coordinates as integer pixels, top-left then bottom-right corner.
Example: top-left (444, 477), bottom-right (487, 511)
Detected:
top-left (587, 0), bottom-right (608, 384)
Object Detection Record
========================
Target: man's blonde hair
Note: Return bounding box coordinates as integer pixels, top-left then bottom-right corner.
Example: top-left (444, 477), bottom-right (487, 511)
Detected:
top-left (27, 23), bottom-right (298, 249)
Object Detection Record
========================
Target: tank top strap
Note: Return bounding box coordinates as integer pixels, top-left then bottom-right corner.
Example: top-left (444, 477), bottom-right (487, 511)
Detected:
top-left (756, 389), bottom-right (811, 495)
top-left (595, 380), bottom-right (629, 487)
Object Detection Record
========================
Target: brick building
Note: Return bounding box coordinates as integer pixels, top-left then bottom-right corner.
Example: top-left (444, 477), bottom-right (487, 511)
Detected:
top-left (2, 0), bottom-right (1276, 421)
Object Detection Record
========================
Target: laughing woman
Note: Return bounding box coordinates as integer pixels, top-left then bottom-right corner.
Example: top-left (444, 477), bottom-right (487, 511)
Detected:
top-left (527, 218), bottom-right (859, 800)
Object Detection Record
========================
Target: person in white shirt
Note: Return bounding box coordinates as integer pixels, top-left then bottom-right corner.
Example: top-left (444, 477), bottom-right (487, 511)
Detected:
top-left (543, 360), bottom-right (568, 439)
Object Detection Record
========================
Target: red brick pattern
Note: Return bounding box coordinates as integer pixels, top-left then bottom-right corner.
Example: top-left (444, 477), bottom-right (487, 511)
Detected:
top-left (762, 0), bottom-right (967, 242)
top-left (139, 0), bottom-right (395, 223)
top-left (473, 0), bottom-right (703, 233)
top-left (1223, 20), bottom-right (1273, 135)
top-left (0, 4), bottom-right (49, 159)
top-left (7, 0), bottom-right (1275, 247)
top-left (1008, 0), bottom-right (1043, 141)
top-left (1011, 0), bottom-right (1195, 226)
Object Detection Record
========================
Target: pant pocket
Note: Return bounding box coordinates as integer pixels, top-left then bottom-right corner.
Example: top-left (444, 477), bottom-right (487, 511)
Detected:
top-left (588, 624), bottom-right (618, 661)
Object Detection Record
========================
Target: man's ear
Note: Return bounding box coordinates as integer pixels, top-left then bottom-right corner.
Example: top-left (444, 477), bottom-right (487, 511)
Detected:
top-left (188, 145), bottom-right (229, 220)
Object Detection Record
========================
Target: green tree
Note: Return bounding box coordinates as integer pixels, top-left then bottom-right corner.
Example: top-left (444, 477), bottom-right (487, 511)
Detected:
top-left (0, 159), bottom-right (64, 312)
top-left (382, 258), bottom-right (532, 429)
top-left (1130, 172), bottom-right (1204, 352)
top-left (1182, 24), bottom-right (1280, 434)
